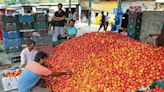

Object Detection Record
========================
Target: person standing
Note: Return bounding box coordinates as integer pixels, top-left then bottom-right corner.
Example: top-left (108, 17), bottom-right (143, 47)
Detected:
top-left (98, 11), bottom-right (106, 32)
top-left (20, 40), bottom-right (38, 68)
top-left (53, 3), bottom-right (66, 45)
top-left (105, 12), bottom-right (109, 31)
top-left (121, 9), bottom-right (129, 32)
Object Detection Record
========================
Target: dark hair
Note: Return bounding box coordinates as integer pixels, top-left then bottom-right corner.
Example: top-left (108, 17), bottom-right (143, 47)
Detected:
top-left (34, 52), bottom-right (48, 62)
top-left (58, 3), bottom-right (63, 6)
top-left (27, 39), bottom-right (36, 46)
top-left (101, 11), bottom-right (104, 14)
top-left (69, 19), bottom-right (75, 23)
top-left (126, 9), bottom-right (129, 13)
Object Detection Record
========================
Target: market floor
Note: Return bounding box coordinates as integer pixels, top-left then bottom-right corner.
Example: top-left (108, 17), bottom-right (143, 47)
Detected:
top-left (0, 23), bottom-right (112, 92)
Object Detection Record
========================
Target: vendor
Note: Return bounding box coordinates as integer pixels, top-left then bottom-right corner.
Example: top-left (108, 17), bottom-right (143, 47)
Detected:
top-left (20, 40), bottom-right (38, 68)
top-left (18, 51), bottom-right (72, 92)
top-left (62, 19), bottom-right (78, 39)
top-left (121, 9), bottom-right (129, 32)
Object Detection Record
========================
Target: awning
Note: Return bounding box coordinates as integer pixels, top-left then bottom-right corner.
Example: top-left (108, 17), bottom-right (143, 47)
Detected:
top-left (80, 1), bottom-right (118, 12)
top-left (92, 1), bottom-right (118, 12)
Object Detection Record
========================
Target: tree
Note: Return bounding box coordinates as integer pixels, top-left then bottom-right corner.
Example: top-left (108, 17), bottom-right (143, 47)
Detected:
top-left (18, 0), bottom-right (30, 4)
top-left (4, 0), bottom-right (16, 5)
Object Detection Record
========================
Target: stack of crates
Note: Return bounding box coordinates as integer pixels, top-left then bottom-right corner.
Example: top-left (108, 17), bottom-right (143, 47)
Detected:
top-left (1, 15), bottom-right (21, 62)
top-left (0, 16), bottom-right (2, 40)
top-left (127, 12), bottom-right (142, 40)
top-left (32, 13), bottom-right (52, 56)
top-left (18, 14), bottom-right (35, 46)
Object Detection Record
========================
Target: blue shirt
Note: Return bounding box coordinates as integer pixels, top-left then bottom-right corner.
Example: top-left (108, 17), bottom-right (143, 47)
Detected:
top-left (66, 26), bottom-right (78, 35)
top-left (18, 68), bottom-right (40, 92)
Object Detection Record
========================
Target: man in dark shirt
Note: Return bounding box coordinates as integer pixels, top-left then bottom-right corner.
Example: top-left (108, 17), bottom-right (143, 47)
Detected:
top-left (52, 3), bottom-right (66, 44)
top-left (121, 9), bottom-right (129, 32)
top-left (98, 11), bottom-right (106, 32)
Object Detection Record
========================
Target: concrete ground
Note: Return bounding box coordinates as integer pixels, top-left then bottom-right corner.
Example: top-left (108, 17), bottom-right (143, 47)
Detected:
top-left (0, 23), bottom-right (112, 92)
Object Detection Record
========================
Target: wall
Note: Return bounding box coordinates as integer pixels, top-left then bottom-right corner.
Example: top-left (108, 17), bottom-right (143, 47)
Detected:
top-left (122, 1), bottom-right (156, 10)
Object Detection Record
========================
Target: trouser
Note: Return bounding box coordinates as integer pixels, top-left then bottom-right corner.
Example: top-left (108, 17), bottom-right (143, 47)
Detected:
top-left (52, 26), bottom-right (64, 42)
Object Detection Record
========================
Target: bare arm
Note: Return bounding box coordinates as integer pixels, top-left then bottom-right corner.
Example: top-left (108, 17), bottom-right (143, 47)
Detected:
top-left (50, 71), bottom-right (72, 77)
top-left (53, 16), bottom-right (66, 21)
top-left (20, 51), bottom-right (26, 67)
top-left (65, 34), bottom-right (76, 38)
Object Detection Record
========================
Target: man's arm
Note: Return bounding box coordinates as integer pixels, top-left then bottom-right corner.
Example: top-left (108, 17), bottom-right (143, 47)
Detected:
top-left (50, 71), bottom-right (72, 77)
top-left (53, 16), bottom-right (65, 21)
top-left (65, 34), bottom-right (76, 38)
top-left (20, 51), bottom-right (26, 67)
top-left (53, 11), bottom-right (66, 21)
top-left (41, 76), bottom-right (56, 82)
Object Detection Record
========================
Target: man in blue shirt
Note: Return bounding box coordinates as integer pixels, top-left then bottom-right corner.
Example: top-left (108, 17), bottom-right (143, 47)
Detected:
top-left (63, 19), bottom-right (78, 39)
top-left (57, 19), bottom-right (77, 45)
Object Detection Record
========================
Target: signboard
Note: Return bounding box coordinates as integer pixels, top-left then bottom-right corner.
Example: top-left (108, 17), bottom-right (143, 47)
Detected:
top-left (28, 0), bottom-right (79, 4)
top-left (1, 0), bottom-right (79, 5)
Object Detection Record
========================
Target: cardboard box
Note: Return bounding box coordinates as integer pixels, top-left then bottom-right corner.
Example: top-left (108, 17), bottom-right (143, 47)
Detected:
top-left (2, 76), bottom-right (19, 91)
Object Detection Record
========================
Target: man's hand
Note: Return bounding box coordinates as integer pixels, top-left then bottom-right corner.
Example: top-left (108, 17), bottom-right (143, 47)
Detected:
top-left (48, 76), bottom-right (56, 82)
top-left (21, 64), bottom-right (26, 68)
top-left (62, 34), bottom-right (68, 37)
top-left (41, 76), bottom-right (56, 82)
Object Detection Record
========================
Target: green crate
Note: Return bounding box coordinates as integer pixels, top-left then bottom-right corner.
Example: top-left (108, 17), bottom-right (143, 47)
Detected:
top-left (34, 22), bottom-right (48, 29)
top-left (5, 46), bottom-right (22, 54)
top-left (127, 25), bottom-right (135, 33)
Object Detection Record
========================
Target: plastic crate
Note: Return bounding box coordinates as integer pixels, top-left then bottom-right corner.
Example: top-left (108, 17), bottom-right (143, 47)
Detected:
top-left (135, 32), bottom-right (140, 41)
top-left (31, 35), bottom-right (52, 45)
top-left (128, 32), bottom-right (135, 39)
top-left (19, 22), bottom-right (34, 30)
top-left (3, 31), bottom-right (20, 39)
top-left (18, 15), bottom-right (34, 23)
top-left (34, 22), bottom-right (48, 29)
top-left (21, 38), bottom-right (30, 46)
top-left (4, 39), bottom-right (21, 48)
top-left (128, 18), bottom-right (136, 26)
top-left (0, 31), bottom-right (2, 40)
top-left (3, 23), bottom-right (17, 32)
top-left (35, 45), bottom-right (53, 56)
top-left (20, 32), bottom-right (33, 38)
top-left (127, 25), bottom-right (135, 33)
top-left (5, 46), bottom-right (22, 54)
top-left (0, 15), bottom-right (2, 22)
top-left (2, 15), bottom-right (18, 23)
top-left (35, 13), bottom-right (47, 22)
